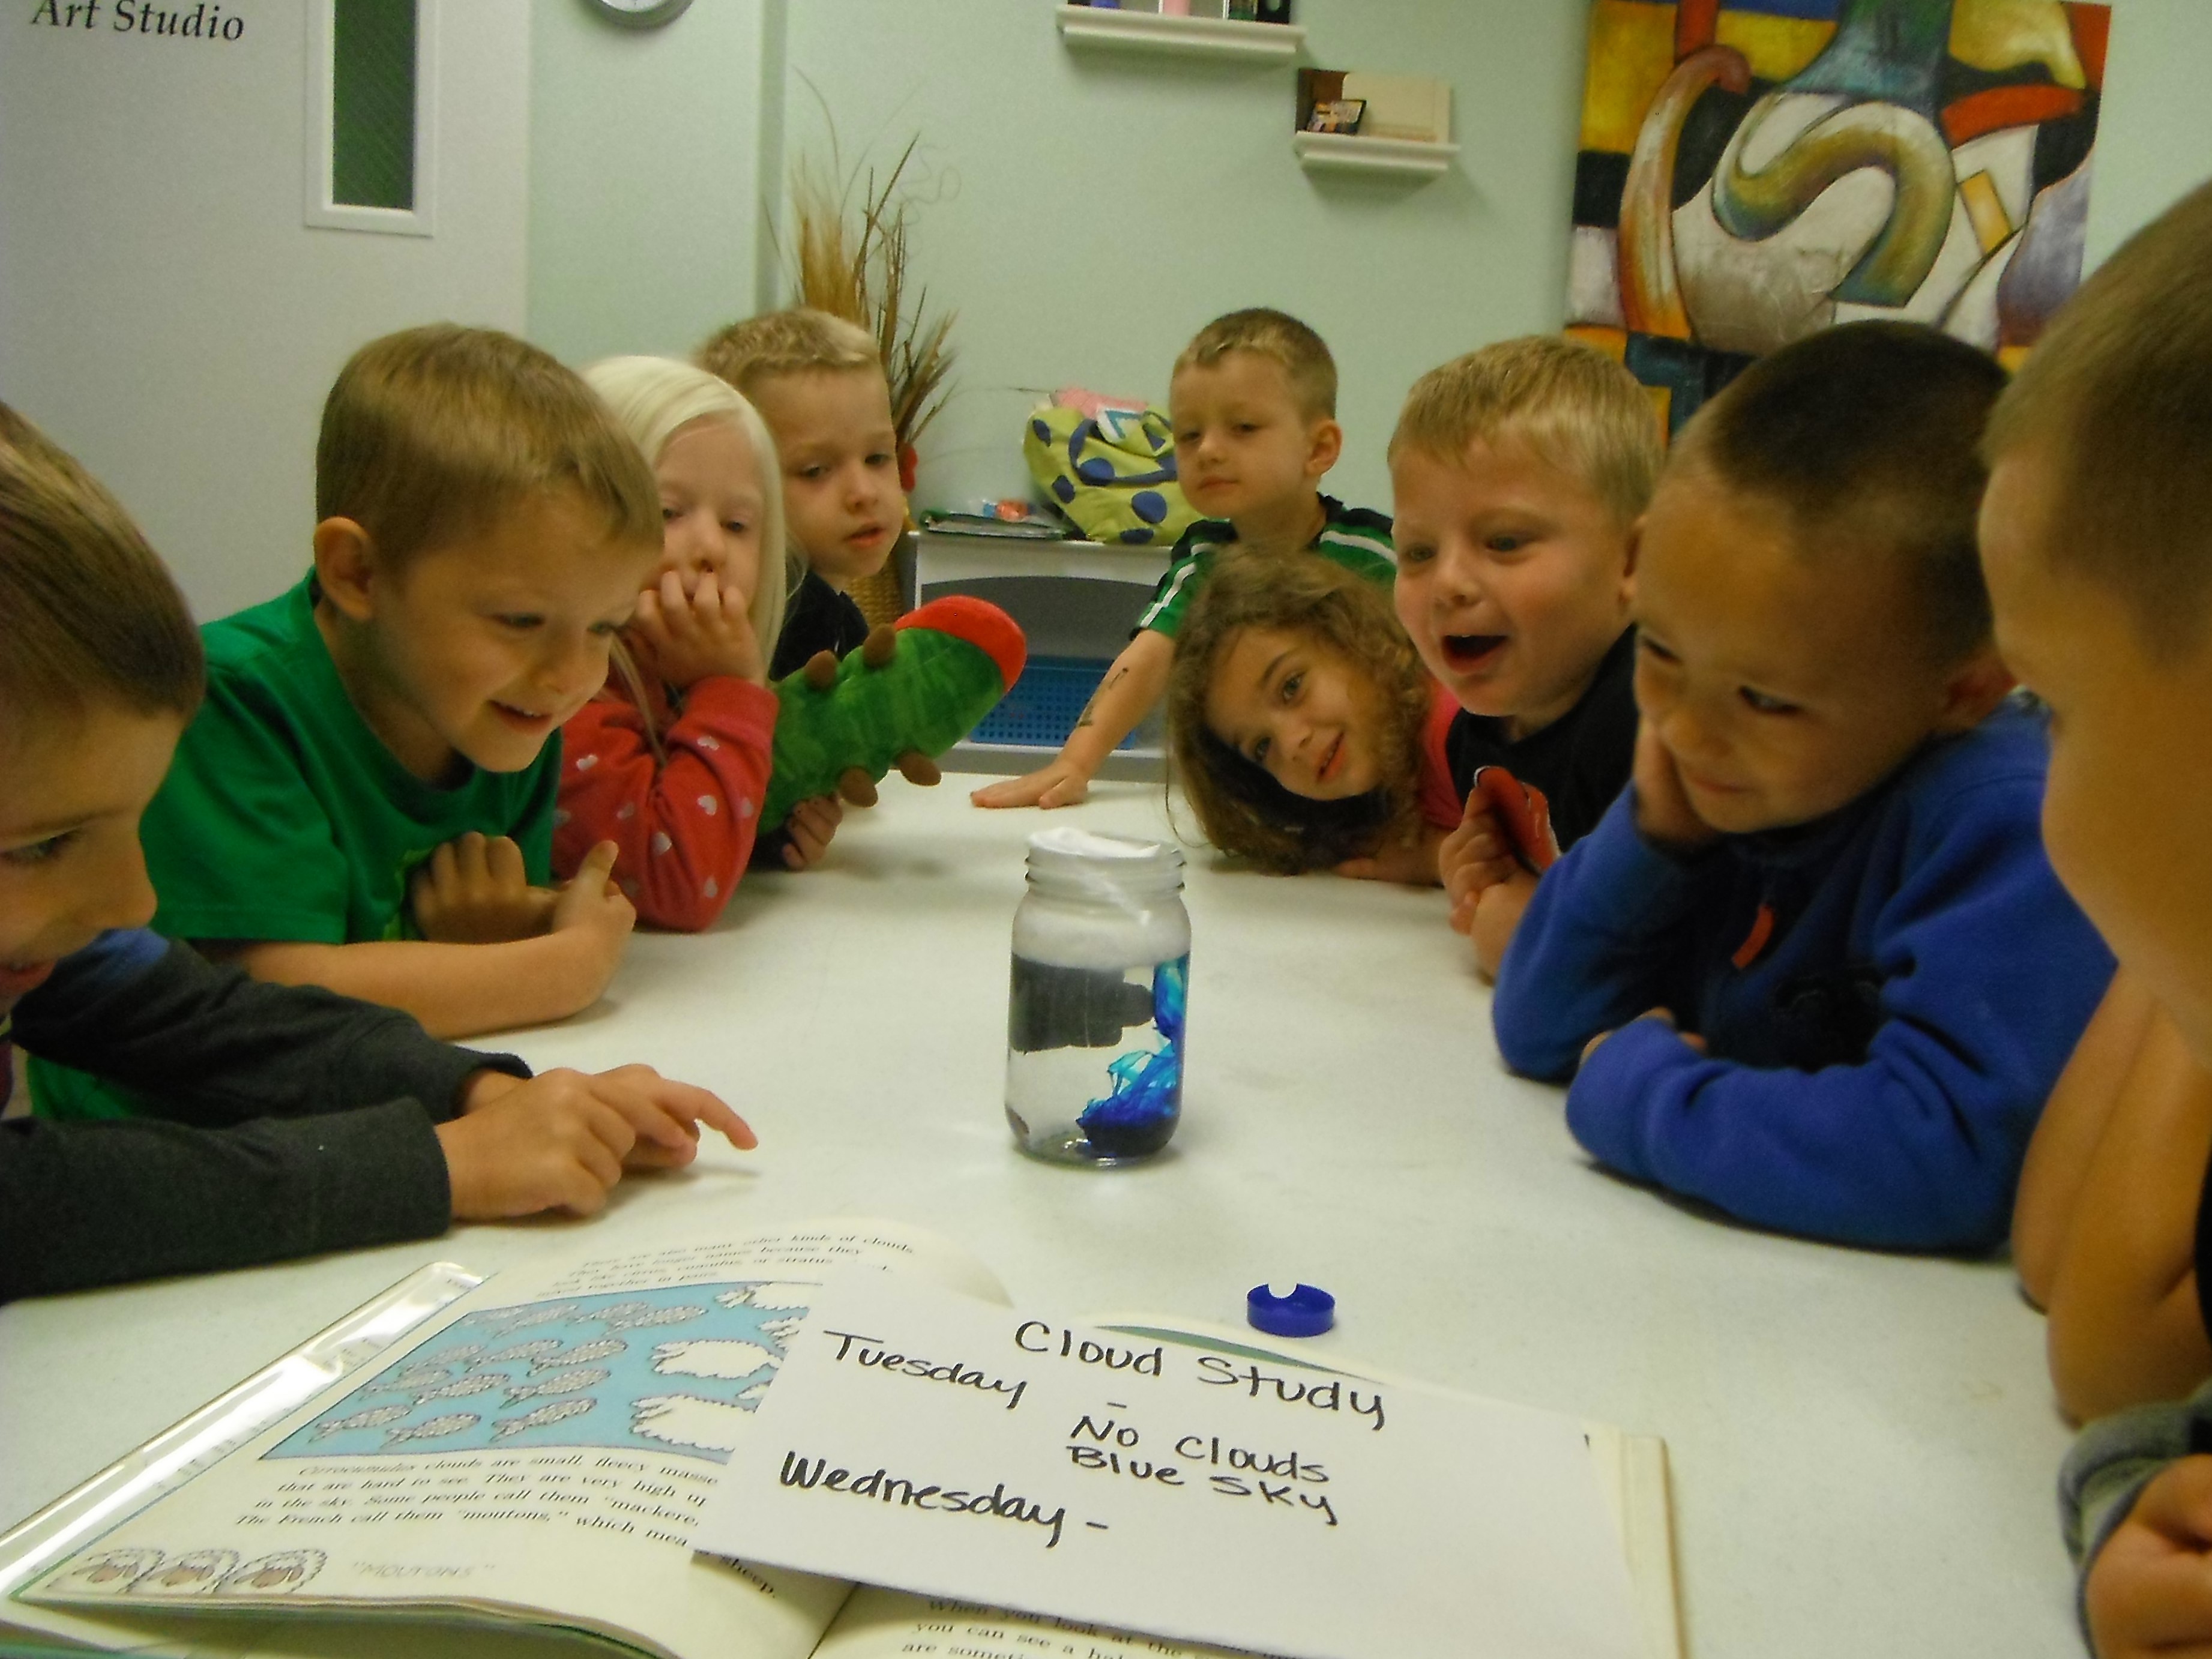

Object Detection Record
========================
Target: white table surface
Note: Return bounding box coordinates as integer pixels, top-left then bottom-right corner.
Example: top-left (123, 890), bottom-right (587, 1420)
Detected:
top-left (0, 778), bottom-right (2082, 1658)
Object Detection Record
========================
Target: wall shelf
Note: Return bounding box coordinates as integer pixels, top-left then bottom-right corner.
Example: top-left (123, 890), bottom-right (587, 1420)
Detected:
top-left (1292, 130), bottom-right (1457, 178)
top-left (1055, 6), bottom-right (1304, 63)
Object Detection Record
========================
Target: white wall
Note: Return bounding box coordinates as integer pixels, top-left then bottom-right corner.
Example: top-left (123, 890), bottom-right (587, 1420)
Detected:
top-left (8, 0), bottom-right (2207, 623)
top-left (2082, 0), bottom-right (2212, 269)
top-left (0, 0), bottom-right (532, 619)
top-left (780, 1), bottom-right (1591, 519)
top-left (527, 0), bottom-right (781, 367)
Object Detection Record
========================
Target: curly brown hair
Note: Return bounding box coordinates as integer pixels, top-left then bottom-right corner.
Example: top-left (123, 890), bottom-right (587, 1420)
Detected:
top-left (1165, 550), bottom-right (1432, 873)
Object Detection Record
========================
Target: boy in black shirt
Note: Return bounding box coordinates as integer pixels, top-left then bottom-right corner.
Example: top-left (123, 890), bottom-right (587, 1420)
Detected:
top-left (698, 307), bottom-right (911, 870)
top-left (1390, 337), bottom-right (1660, 975)
top-left (0, 403), bottom-right (755, 1303)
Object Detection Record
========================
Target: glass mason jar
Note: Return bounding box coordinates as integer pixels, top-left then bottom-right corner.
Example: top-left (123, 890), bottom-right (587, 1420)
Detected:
top-left (1004, 828), bottom-right (1190, 1166)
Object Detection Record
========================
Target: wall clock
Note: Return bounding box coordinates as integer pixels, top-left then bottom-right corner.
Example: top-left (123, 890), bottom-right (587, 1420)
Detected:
top-left (585, 0), bottom-right (693, 28)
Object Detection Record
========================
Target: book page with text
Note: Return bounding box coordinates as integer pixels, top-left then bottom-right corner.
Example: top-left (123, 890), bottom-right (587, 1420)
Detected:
top-left (21, 1221), bottom-right (1002, 1659)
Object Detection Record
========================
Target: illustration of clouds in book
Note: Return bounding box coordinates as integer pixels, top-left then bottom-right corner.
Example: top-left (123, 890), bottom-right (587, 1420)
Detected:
top-left (42, 1549), bottom-right (327, 1600)
top-left (266, 1283), bottom-right (814, 1465)
top-left (215, 1550), bottom-right (326, 1595)
top-left (630, 1392), bottom-right (756, 1454)
top-left (40, 1547), bottom-right (166, 1595)
top-left (130, 1548), bottom-right (238, 1594)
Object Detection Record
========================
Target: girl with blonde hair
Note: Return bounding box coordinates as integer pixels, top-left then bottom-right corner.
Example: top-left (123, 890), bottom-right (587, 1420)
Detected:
top-left (558, 356), bottom-right (837, 929)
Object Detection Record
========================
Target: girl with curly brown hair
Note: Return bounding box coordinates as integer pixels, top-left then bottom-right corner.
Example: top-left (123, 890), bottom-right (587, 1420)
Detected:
top-left (1163, 550), bottom-right (1462, 879)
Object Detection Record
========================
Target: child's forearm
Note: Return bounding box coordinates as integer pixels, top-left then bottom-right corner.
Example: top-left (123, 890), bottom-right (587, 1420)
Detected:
top-left (217, 933), bottom-right (615, 1040)
top-left (558, 679), bottom-right (775, 930)
top-left (0, 1101), bottom-right (453, 1303)
top-left (1490, 798), bottom-right (1711, 1080)
top-left (2046, 1004), bottom-right (2212, 1422)
top-left (2016, 970), bottom-right (2161, 1307)
top-left (1566, 1019), bottom-right (2028, 1251)
top-left (1471, 872), bottom-right (1538, 980)
top-left (1056, 631), bottom-right (1175, 774)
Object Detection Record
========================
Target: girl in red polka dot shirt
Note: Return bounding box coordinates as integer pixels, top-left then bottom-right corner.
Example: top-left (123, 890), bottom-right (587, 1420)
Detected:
top-left (556, 357), bottom-right (836, 930)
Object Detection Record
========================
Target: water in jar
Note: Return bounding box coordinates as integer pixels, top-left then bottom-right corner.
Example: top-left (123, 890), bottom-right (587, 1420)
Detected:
top-left (1005, 952), bottom-right (1188, 1164)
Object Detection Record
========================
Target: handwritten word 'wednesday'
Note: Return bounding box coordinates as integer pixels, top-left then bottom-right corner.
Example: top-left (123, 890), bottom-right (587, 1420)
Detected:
top-left (778, 1453), bottom-right (1068, 1549)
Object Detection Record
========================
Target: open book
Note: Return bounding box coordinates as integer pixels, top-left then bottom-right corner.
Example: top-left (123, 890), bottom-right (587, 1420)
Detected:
top-left (0, 1220), bottom-right (1681, 1659)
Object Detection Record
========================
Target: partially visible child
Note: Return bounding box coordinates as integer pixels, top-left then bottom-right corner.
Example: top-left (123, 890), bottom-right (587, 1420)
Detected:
top-left (0, 402), bottom-right (754, 1303)
top-left (31, 324), bottom-right (657, 1133)
top-left (2012, 971), bottom-right (2212, 1426)
top-left (698, 307), bottom-right (907, 867)
top-left (1491, 321), bottom-right (2113, 1253)
top-left (1165, 551), bottom-right (1461, 875)
top-left (1961, 178), bottom-right (2212, 1657)
top-left (1389, 336), bottom-right (1659, 973)
top-left (974, 307), bottom-right (1393, 811)
top-left (555, 357), bottom-right (804, 926)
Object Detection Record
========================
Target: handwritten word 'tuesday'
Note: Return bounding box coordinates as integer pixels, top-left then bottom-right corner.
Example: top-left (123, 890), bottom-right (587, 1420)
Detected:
top-left (821, 1329), bottom-right (1031, 1411)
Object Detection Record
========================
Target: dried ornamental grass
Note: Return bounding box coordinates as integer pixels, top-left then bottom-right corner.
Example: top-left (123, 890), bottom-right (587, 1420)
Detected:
top-left (786, 135), bottom-right (957, 459)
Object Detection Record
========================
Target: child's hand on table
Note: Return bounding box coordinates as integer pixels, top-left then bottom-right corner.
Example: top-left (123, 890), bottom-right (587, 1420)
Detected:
top-left (1631, 721), bottom-right (1719, 854)
top-left (777, 795), bottom-right (843, 870)
top-left (411, 832), bottom-right (559, 944)
top-left (1439, 801), bottom-right (1522, 933)
top-left (2087, 1456), bottom-right (2212, 1659)
top-left (548, 841), bottom-right (636, 1002)
top-left (1336, 823), bottom-right (1446, 887)
top-left (972, 758), bottom-right (1092, 810)
top-left (1581, 1008), bottom-right (1706, 1067)
top-left (446, 1065), bottom-right (756, 1218)
top-left (632, 568), bottom-right (766, 688)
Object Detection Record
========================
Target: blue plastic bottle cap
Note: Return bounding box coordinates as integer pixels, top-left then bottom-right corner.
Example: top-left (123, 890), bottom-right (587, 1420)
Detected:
top-left (1246, 1283), bottom-right (1335, 1338)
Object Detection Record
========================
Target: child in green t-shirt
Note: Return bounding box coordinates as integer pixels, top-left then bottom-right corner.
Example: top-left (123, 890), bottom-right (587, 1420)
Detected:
top-left (34, 326), bottom-right (664, 1121)
top-left (1, 400), bottom-right (755, 1299)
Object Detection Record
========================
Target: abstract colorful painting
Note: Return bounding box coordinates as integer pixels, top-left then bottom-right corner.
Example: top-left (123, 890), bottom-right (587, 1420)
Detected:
top-left (1567, 0), bottom-right (2108, 433)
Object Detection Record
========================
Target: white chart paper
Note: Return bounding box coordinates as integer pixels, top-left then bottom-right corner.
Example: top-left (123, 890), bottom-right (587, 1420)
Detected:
top-left (693, 1275), bottom-right (1644, 1659)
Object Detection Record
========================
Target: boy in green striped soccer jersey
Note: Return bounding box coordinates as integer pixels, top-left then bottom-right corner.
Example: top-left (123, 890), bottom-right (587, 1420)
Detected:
top-left (972, 307), bottom-right (1393, 811)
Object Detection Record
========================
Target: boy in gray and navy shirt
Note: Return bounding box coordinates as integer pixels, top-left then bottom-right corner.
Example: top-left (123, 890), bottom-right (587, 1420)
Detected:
top-left (974, 307), bottom-right (1390, 811)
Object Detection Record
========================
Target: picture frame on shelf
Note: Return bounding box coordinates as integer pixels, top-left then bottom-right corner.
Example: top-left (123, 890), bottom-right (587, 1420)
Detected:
top-left (1293, 67), bottom-right (1457, 179)
top-left (1305, 98), bottom-right (1365, 135)
top-left (1297, 66), bottom-right (1451, 143)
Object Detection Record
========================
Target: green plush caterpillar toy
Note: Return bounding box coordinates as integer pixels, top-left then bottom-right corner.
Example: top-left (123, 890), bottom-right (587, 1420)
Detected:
top-left (764, 594), bottom-right (1028, 828)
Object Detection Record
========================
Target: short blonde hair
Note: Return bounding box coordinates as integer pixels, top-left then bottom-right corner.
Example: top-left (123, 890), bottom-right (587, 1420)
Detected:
top-left (696, 308), bottom-right (882, 400)
top-left (318, 324), bottom-right (660, 568)
top-left (583, 355), bottom-right (789, 655)
top-left (0, 402), bottom-right (202, 725)
top-left (1389, 336), bottom-right (1662, 527)
top-left (1986, 178), bottom-right (2212, 657)
top-left (1174, 309), bottom-right (1337, 421)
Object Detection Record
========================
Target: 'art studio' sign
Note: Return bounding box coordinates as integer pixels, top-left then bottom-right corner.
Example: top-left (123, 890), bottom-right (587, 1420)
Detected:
top-left (29, 1), bottom-right (245, 40)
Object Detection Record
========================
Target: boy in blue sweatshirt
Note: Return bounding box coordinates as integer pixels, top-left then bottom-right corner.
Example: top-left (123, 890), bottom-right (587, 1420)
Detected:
top-left (1491, 322), bottom-right (2113, 1253)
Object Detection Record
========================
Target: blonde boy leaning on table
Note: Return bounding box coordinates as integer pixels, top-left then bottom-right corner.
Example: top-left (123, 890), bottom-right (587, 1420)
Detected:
top-left (0, 402), bottom-right (754, 1305)
top-left (1975, 178), bottom-right (2212, 1658)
